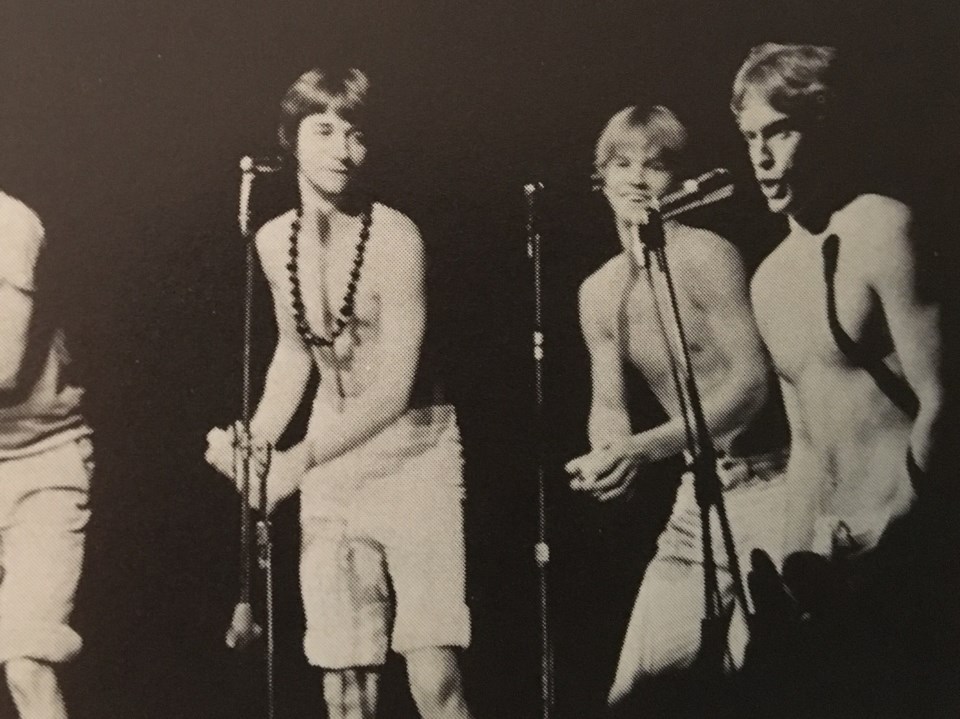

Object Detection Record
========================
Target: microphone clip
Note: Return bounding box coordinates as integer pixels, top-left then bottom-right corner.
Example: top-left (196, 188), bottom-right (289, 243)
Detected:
top-left (637, 209), bottom-right (666, 251)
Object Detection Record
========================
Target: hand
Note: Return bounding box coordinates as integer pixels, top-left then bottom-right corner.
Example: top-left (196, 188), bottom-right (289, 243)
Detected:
top-left (565, 444), bottom-right (640, 502)
top-left (205, 423), bottom-right (274, 503)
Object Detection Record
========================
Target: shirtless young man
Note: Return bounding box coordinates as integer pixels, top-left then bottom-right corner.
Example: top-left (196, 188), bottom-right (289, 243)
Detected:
top-left (732, 44), bottom-right (944, 562)
top-left (564, 106), bottom-right (789, 707)
top-left (0, 192), bottom-right (93, 719)
top-left (205, 68), bottom-right (474, 719)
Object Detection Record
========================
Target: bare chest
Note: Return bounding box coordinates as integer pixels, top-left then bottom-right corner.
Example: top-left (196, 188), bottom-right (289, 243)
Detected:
top-left (288, 229), bottom-right (384, 378)
top-left (613, 270), bottom-right (713, 383)
top-left (753, 241), bottom-right (881, 384)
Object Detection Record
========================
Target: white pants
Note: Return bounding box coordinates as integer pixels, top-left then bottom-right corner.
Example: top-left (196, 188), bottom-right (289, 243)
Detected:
top-left (609, 450), bottom-right (788, 704)
top-left (0, 437), bottom-right (93, 663)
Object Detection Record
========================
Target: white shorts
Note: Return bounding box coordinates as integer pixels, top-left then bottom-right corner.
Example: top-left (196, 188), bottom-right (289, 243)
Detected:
top-left (0, 436), bottom-right (93, 664)
top-left (299, 405), bottom-right (470, 668)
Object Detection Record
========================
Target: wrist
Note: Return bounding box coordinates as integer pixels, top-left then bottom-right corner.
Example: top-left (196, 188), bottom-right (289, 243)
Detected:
top-left (612, 436), bottom-right (644, 462)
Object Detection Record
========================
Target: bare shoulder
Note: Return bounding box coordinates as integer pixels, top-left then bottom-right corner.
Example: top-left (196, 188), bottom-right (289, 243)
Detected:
top-left (254, 209), bottom-right (297, 280)
top-left (0, 192), bottom-right (44, 245)
top-left (672, 224), bottom-right (748, 298)
top-left (672, 224), bottom-right (743, 269)
top-left (581, 254), bottom-right (628, 305)
top-left (370, 203), bottom-right (424, 268)
top-left (837, 194), bottom-right (913, 250)
top-left (579, 254), bottom-right (629, 333)
top-left (835, 194), bottom-right (915, 279)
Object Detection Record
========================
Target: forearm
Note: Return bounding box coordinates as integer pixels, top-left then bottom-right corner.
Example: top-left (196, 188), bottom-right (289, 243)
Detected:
top-left (250, 347), bottom-right (311, 443)
top-left (309, 390), bottom-right (408, 466)
top-left (909, 395), bottom-right (945, 471)
top-left (620, 379), bottom-right (765, 462)
top-left (588, 406), bottom-right (632, 449)
top-left (779, 449), bottom-right (822, 558)
top-left (277, 387), bottom-right (409, 482)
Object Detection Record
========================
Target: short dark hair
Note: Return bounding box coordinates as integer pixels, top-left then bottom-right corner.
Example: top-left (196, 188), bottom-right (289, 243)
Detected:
top-left (278, 68), bottom-right (371, 152)
top-left (731, 43), bottom-right (837, 123)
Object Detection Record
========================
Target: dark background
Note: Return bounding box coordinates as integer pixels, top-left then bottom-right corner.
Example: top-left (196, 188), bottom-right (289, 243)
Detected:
top-left (1, 1), bottom-right (957, 717)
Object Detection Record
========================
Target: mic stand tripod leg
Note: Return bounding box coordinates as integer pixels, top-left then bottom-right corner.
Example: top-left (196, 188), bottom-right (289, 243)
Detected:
top-left (256, 446), bottom-right (276, 719)
top-left (257, 517), bottom-right (275, 719)
top-left (645, 223), bottom-right (750, 683)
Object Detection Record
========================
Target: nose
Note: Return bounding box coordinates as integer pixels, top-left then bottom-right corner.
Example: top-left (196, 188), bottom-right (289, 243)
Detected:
top-left (331, 131), bottom-right (350, 161)
top-left (629, 167), bottom-right (649, 189)
top-left (750, 138), bottom-right (774, 172)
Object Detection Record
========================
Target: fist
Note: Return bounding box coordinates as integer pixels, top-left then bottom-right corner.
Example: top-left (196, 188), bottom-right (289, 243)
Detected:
top-left (205, 423), bottom-right (273, 492)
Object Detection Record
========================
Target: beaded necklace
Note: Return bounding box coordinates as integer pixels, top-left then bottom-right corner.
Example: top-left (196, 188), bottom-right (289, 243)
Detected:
top-left (288, 204), bottom-right (373, 348)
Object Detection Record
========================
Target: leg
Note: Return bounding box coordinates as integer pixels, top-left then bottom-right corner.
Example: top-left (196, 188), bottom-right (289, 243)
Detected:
top-left (404, 647), bottom-right (473, 719)
top-left (607, 557), bottom-right (708, 708)
top-left (323, 669), bottom-right (380, 719)
top-left (0, 441), bottom-right (92, 719)
top-left (5, 659), bottom-right (67, 719)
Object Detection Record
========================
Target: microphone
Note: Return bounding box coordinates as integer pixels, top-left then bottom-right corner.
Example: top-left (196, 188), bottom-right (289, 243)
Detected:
top-left (659, 168), bottom-right (734, 220)
top-left (240, 155), bottom-right (285, 174)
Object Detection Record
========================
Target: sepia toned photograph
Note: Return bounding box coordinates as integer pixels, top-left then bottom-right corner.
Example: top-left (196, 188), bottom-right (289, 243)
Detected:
top-left (1, 2), bottom-right (957, 717)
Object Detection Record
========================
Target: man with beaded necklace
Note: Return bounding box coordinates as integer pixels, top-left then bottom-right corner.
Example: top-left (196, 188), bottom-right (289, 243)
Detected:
top-left (206, 68), bottom-right (474, 719)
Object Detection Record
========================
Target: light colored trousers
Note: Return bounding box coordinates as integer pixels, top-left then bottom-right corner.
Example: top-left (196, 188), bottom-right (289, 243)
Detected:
top-left (0, 437), bottom-right (93, 664)
top-left (609, 450), bottom-right (788, 703)
top-left (299, 406), bottom-right (470, 669)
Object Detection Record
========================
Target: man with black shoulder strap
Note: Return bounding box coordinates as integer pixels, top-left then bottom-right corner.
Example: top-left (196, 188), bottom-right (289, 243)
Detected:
top-left (732, 43), bottom-right (948, 712)
top-left (733, 42), bottom-right (944, 564)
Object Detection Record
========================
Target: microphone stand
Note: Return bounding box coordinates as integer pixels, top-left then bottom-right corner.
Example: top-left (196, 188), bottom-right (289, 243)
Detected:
top-left (225, 156), bottom-right (276, 719)
top-left (525, 182), bottom-right (554, 719)
top-left (638, 205), bottom-right (751, 679)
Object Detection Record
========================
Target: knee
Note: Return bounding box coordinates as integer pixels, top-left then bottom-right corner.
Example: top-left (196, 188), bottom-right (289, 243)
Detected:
top-left (406, 649), bottom-right (463, 715)
top-left (6, 658), bottom-right (57, 706)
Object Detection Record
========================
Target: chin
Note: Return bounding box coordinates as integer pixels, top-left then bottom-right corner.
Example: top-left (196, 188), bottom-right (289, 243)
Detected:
top-left (766, 193), bottom-right (793, 215)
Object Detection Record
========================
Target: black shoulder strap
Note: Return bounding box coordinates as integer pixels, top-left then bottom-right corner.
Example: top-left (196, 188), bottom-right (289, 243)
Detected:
top-left (822, 234), bottom-right (919, 419)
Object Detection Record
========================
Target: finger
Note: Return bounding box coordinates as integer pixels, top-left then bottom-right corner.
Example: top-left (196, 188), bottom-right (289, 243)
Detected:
top-left (565, 458), bottom-right (585, 475)
top-left (596, 467), bottom-right (639, 502)
top-left (589, 461), bottom-right (634, 492)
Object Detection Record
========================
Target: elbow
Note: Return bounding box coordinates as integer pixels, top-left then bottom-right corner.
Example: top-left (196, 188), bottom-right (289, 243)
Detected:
top-left (915, 386), bottom-right (946, 435)
top-left (380, 387), bottom-right (411, 425)
top-left (917, 384), bottom-right (945, 418)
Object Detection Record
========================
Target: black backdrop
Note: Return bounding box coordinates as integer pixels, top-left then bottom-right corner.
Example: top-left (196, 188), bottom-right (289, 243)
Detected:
top-left (1, 1), bottom-right (958, 718)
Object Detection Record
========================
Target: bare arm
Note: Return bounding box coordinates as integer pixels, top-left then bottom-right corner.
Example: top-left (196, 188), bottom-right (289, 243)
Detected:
top-left (249, 223), bottom-right (313, 443)
top-left (0, 203), bottom-right (43, 390)
top-left (581, 274), bottom-right (632, 448)
top-left (274, 217), bottom-right (426, 480)
top-left (867, 200), bottom-right (944, 470)
top-left (619, 236), bottom-right (769, 462)
top-left (0, 286), bottom-right (32, 390)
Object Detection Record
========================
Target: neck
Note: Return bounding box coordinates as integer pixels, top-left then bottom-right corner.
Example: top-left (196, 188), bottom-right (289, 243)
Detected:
top-left (298, 173), bottom-right (353, 217)
top-left (615, 213), bottom-right (677, 249)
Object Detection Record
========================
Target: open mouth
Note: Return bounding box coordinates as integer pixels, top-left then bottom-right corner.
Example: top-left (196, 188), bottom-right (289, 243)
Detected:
top-left (758, 179), bottom-right (787, 199)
